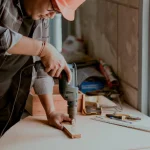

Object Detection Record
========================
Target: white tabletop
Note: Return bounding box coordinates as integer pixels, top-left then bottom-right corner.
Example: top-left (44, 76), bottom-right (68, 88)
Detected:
top-left (1, 104), bottom-right (150, 150)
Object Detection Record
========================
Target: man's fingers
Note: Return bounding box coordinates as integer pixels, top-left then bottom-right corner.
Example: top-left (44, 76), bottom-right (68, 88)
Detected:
top-left (55, 67), bottom-right (63, 78)
top-left (64, 65), bottom-right (72, 83)
top-left (63, 115), bottom-right (72, 122)
top-left (55, 120), bottom-right (63, 130)
top-left (49, 66), bottom-right (58, 77)
top-left (45, 65), bottom-right (53, 73)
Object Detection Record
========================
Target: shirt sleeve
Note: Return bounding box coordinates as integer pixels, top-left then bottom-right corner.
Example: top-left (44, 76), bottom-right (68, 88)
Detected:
top-left (33, 70), bottom-right (54, 95)
top-left (0, 26), bottom-right (22, 55)
top-left (32, 56), bottom-right (54, 95)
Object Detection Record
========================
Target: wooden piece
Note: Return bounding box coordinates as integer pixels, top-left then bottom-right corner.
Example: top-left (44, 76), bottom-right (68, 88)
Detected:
top-left (63, 124), bottom-right (81, 139)
top-left (25, 85), bottom-right (85, 116)
top-left (82, 95), bottom-right (117, 115)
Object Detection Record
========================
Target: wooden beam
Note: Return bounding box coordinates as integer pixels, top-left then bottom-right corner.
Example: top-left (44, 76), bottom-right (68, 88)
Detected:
top-left (63, 124), bottom-right (81, 139)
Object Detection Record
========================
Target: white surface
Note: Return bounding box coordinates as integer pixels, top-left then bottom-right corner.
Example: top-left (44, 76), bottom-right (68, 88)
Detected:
top-left (1, 104), bottom-right (150, 150)
top-left (92, 116), bottom-right (150, 132)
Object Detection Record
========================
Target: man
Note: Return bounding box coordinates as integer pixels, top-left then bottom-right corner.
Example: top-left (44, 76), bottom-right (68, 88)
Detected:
top-left (0, 0), bottom-right (85, 136)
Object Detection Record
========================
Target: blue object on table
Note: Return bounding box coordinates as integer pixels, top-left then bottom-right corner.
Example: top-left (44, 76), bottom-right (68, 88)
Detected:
top-left (79, 80), bottom-right (105, 94)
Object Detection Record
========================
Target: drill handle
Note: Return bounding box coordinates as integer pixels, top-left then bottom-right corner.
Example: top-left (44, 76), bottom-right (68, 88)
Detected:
top-left (34, 61), bottom-right (45, 71)
top-left (59, 70), bottom-right (68, 98)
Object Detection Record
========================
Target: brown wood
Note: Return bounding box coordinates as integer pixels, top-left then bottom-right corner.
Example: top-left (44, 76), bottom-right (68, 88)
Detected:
top-left (63, 123), bottom-right (81, 139)
top-left (25, 85), bottom-right (85, 116)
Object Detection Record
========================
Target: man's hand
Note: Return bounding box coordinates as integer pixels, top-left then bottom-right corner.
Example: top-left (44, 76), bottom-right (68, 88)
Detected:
top-left (47, 111), bottom-right (72, 130)
top-left (40, 42), bottom-right (72, 83)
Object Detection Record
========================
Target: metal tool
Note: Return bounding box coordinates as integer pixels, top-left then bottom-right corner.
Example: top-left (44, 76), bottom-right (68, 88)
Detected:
top-left (106, 114), bottom-right (141, 121)
top-left (59, 64), bottom-right (78, 120)
top-left (109, 117), bottom-right (133, 124)
top-left (35, 61), bottom-right (78, 120)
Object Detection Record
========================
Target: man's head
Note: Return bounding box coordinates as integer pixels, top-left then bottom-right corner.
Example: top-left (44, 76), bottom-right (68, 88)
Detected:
top-left (24, 0), bottom-right (85, 20)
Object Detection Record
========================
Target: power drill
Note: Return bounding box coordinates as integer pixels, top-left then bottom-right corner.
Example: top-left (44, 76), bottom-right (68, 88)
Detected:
top-left (34, 61), bottom-right (78, 120)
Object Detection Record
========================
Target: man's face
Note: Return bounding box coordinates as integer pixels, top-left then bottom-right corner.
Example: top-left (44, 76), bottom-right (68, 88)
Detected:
top-left (31, 0), bottom-right (60, 20)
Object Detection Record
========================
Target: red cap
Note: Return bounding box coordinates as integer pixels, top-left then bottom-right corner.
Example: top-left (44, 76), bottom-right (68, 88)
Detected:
top-left (55, 0), bottom-right (86, 21)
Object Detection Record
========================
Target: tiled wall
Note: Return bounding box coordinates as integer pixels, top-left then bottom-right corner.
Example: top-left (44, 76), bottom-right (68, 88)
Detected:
top-left (77, 0), bottom-right (139, 108)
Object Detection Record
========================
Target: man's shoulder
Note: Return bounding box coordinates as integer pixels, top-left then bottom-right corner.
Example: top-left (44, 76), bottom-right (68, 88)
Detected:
top-left (0, 0), bottom-right (8, 9)
top-left (0, 0), bottom-right (3, 6)
top-left (0, 0), bottom-right (5, 15)
top-left (0, 0), bottom-right (6, 6)
top-left (0, 0), bottom-right (2, 5)
top-left (0, 0), bottom-right (14, 18)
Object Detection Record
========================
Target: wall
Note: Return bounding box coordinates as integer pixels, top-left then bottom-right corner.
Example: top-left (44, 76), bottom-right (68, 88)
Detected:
top-left (77, 0), bottom-right (139, 108)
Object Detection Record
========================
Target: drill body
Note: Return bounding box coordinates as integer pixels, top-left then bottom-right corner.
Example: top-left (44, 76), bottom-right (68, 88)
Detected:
top-left (59, 64), bottom-right (78, 119)
top-left (35, 61), bottom-right (78, 120)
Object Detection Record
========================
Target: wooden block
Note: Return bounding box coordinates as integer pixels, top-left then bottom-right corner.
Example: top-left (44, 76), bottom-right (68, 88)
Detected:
top-left (63, 124), bottom-right (81, 139)
top-left (25, 85), bottom-right (85, 116)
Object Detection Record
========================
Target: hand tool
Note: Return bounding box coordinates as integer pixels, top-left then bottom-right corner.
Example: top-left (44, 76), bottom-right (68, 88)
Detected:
top-left (109, 117), bottom-right (132, 124)
top-left (34, 61), bottom-right (78, 120)
top-left (106, 114), bottom-right (141, 121)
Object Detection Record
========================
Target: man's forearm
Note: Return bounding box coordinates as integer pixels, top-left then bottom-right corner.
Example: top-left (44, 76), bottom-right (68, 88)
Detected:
top-left (38, 93), bottom-right (55, 116)
top-left (8, 36), bottom-right (42, 56)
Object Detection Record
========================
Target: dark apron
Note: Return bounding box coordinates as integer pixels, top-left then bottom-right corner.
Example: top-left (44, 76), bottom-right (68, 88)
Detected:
top-left (0, 16), bottom-right (34, 136)
top-left (0, 56), bottom-right (33, 135)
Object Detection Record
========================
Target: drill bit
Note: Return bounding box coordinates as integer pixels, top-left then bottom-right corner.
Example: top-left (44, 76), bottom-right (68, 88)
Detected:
top-left (72, 119), bottom-right (76, 126)
top-left (71, 119), bottom-right (76, 132)
top-left (68, 105), bottom-right (77, 132)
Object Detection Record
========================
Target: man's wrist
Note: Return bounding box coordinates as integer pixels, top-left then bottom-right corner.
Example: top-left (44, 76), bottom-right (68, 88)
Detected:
top-left (46, 109), bottom-right (56, 120)
top-left (38, 41), bottom-right (46, 57)
top-left (46, 108), bottom-right (55, 117)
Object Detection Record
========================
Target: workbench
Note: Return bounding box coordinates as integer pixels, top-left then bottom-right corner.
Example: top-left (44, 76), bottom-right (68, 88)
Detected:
top-left (1, 103), bottom-right (150, 150)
